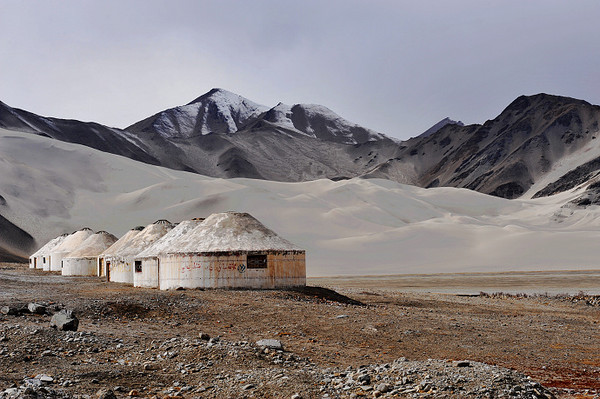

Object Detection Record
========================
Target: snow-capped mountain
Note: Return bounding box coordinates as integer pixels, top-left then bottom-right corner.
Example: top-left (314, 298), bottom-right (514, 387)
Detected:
top-left (3, 90), bottom-right (600, 204)
top-left (0, 89), bottom-right (401, 182)
top-left (128, 89), bottom-right (386, 145)
top-left (256, 102), bottom-right (386, 144)
top-left (128, 88), bottom-right (269, 137)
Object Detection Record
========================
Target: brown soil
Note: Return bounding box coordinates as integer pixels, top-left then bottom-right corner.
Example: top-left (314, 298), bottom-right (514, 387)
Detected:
top-left (1, 263), bottom-right (600, 398)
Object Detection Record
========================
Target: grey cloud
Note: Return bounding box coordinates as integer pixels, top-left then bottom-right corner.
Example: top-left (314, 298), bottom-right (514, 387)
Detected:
top-left (1, 0), bottom-right (599, 139)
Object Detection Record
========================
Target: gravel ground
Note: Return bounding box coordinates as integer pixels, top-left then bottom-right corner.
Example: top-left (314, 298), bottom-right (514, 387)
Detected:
top-left (1, 263), bottom-right (599, 398)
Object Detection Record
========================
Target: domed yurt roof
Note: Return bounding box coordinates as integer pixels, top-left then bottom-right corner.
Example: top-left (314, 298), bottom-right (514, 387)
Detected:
top-left (113, 220), bottom-right (175, 258)
top-left (173, 212), bottom-right (301, 253)
top-left (51, 228), bottom-right (94, 254)
top-left (31, 233), bottom-right (70, 257)
top-left (136, 218), bottom-right (205, 259)
top-left (65, 231), bottom-right (119, 258)
top-left (101, 226), bottom-right (145, 257)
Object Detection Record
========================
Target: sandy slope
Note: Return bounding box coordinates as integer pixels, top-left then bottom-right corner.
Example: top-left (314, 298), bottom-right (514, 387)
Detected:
top-left (1, 128), bottom-right (600, 276)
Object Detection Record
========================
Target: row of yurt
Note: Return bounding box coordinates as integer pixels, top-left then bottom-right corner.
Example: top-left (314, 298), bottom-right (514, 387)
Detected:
top-left (29, 212), bottom-right (306, 289)
top-left (29, 233), bottom-right (69, 270)
top-left (29, 229), bottom-right (118, 275)
top-left (49, 228), bottom-right (95, 271)
top-left (29, 228), bottom-right (94, 272)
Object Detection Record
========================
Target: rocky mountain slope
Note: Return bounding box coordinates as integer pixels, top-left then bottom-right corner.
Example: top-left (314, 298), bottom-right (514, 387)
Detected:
top-left (365, 94), bottom-right (600, 200)
top-left (416, 117), bottom-right (464, 138)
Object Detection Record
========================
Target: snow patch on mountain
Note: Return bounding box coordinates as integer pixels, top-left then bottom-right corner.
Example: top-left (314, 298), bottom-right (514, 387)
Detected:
top-left (291, 103), bottom-right (386, 144)
top-left (262, 102), bottom-right (297, 131)
top-left (189, 88), bottom-right (269, 134)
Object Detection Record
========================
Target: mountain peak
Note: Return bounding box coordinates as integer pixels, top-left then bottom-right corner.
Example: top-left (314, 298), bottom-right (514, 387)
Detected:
top-left (503, 93), bottom-right (592, 116)
top-left (187, 88), bottom-right (256, 106)
top-left (417, 117), bottom-right (464, 138)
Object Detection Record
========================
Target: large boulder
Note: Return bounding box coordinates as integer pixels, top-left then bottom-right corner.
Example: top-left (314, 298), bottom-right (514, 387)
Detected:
top-left (50, 310), bottom-right (79, 331)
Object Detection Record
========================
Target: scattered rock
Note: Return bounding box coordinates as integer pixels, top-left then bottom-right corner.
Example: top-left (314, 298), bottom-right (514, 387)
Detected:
top-left (376, 383), bottom-right (390, 393)
top-left (35, 374), bottom-right (54, 384)
top-left (256, 339), bottom-right (283, 350)
top-left (143, 362), bottom-right (160, 371)
top-left (1, 306), bottom-right (21, 316)
top-left (199, 332), bottom-right (210, 341)
top-left (358, 374), bottom-right (371, 385)
top-left (96, 388), bottom-right (117, 399)
top-left (50, 310), bottom-right (79, 331)
top-left (28, 303), bottom-right (47, 315)
top-left (453, 360), bottom-right (471, 367)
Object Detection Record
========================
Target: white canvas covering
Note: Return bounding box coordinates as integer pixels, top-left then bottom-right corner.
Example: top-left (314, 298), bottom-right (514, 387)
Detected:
top-left (156, 212), bottom-right (306, 290)
top-left (29, 234), bottom-right (69, 270)
top-left (48, 228), bottom-right (94, 271)
top-left (174, 212), bottom-right (301, 254)
top-left (62, 231), bottom-right (118, 276)
top-left (107, 220), bottom-right (174, 284)
top-left (98, 227), bottom-right (144, 277)
top-left (133, 219), bottom-right (204, 288)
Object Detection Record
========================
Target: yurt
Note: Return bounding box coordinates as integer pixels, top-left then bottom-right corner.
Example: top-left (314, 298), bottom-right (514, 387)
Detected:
top-left (98, 226), bottom-right (144, 279)
top-left (62, 231), bottom-right (118, 276)
top-left (133, 218), bottom-right (204, 288)
top-left (48, 228), bottom-right (94, 271)
top-left (107, 220), bottom-right (174, 285)
top-left (157, 212), bottom-right (306, 290)
top-left (29, 234), bottom-right (69, 270)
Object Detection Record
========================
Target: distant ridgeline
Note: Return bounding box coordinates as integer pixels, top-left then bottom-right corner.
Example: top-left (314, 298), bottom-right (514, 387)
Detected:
top-left (3, 91), bottom-right (600, 202)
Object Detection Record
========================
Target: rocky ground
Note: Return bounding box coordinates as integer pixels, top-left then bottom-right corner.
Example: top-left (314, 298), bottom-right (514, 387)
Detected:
top-left (1, 263), bottom-right (599, 398)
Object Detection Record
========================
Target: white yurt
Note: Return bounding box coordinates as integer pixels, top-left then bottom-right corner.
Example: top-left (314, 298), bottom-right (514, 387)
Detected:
top-left (98, 226), bottom-right (144, 279)
top-left (133, 218), bottom-right (205, 288)
top-left (62, 231), bottom-right (118, 276)
top-left (157, 212), bottom-right (306, 290)
top-left (107, 220), bottom-right (174, 285)
top-left (29, 234), bottom-right (69, 270)
top-left (48, 228), bottom-right (94, 271)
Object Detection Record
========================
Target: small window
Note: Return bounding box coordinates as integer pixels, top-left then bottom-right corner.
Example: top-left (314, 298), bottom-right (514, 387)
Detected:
top-left (134, 261), bottom-right (142, 273)
top-left (43, 257), bottom-right (46, 263)
top-left (247, 254), bottom-right (267, 269)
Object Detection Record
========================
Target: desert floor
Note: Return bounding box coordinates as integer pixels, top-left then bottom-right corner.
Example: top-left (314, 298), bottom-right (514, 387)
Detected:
top-left (1, 263), bottom-right (600, 398)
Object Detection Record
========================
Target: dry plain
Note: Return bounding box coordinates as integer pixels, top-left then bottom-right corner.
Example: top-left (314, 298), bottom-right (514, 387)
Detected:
top-left (1, 263), bottom-right (600, 398)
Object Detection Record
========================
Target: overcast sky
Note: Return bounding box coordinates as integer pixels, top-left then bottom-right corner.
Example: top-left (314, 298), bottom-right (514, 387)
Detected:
top-left (1, 1), bottom-right (599, 140)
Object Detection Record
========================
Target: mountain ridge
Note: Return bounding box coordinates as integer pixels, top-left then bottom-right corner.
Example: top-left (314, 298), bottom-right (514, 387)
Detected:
top-left (2, 90), bottom-right (600, 203)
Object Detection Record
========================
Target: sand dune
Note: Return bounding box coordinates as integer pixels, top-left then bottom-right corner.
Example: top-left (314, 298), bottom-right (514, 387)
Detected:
top-left (1, 128), bottom-right (599, 276)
